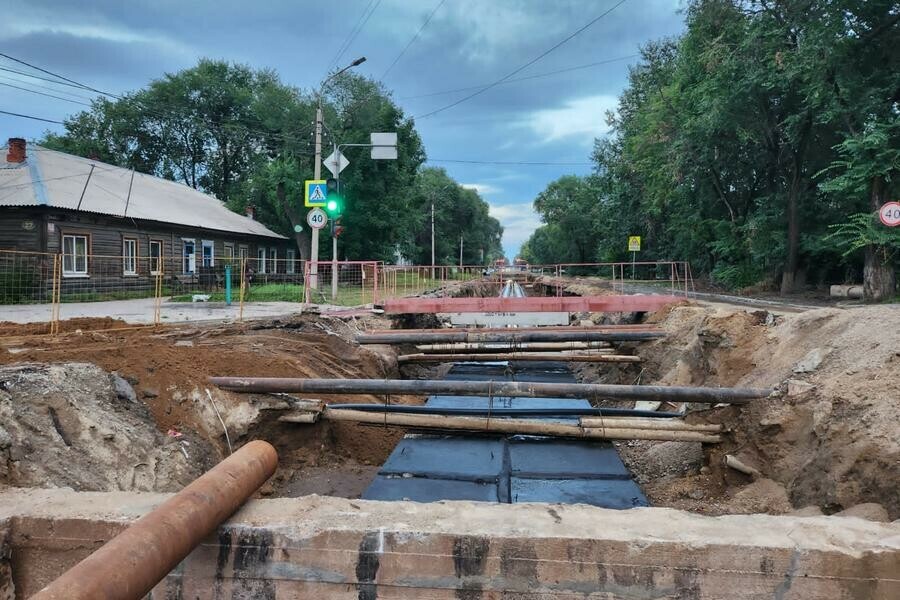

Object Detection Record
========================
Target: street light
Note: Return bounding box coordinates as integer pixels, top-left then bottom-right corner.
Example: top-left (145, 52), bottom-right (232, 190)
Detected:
top-left (309, 56), bottom-right (366, 290)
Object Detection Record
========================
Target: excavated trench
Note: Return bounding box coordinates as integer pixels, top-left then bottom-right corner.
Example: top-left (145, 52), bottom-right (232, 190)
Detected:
top-left (2, 274), bottom-right (896, 519)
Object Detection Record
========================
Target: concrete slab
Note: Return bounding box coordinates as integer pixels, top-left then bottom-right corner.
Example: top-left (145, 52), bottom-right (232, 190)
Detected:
top-left (3, 489), bottom-right (898, 599)
top-left (364, 476), bottom-right (499, 502)
top-left (509, 439), bottom-right (632, 478)
top-left (377, 437), bottom-right (504, 480)
top-left (511, 477), bottom-right (648, 507)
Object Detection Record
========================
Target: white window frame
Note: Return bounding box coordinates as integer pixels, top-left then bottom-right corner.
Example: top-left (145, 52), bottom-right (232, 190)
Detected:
top-left (122, 238), bottom-right (137, 275)
top-left (269, 247), bottom-right (277, 274)
top-left (149, 240), bottom-right (163, 275)
top-left (62, 234), bottom-right (88, 277)
top-left (182, 238), bottom-right (196, 274)
top-left (201, 240), bottom-right (214, 268)
top-left (239, 245), bottom-right (248, 261)
top-left (224, 243), bottom-right (234, 261)
top-left (257, 247), bottom-right (266, 274)
top-left (286, 249), bottom-right (296, 274)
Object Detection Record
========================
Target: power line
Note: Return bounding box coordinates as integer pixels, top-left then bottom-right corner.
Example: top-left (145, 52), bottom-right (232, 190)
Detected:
top-left (380, 0), bottom-right (446, 80)
top-left (0, 65), bottom-right (98, 93)
top-left (327, 0), bottom-right (381, 73)
top-left (0, 73), bottom-right (97, 101)
top-left (400, 54), bottom-right (638, 100)
top-left (0, 80), bottom-right (93, 107)
top-left (413, 0), bottom-right (628, 119)
top-left (0, 52), bottom-right (108, 96)
top-left (427, 158), bottom-right (593, 166)
top-left (0, 108), bottom-right (63, 124)
top-left (0, 51), bottom-right (317, 148)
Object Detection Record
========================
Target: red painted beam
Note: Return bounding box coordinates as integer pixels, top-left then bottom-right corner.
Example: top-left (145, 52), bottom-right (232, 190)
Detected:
top-left (381, 295), bottom-right (682, 314)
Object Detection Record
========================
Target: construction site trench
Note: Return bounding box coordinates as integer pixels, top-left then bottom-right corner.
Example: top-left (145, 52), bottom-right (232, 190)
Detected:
top-left (0, 273), bottom-right (898, 597)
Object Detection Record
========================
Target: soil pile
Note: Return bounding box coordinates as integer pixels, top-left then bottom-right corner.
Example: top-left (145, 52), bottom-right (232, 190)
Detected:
top-left (624, 304), bottom-right (899, 518)
top-left (0, 362), bottom-right (214, 492)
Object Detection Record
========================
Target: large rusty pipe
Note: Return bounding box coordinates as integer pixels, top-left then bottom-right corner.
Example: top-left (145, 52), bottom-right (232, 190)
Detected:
top-left (209, 377), bottom-right (771, 404)
top-left (31, 440), bottom-right (278, 600)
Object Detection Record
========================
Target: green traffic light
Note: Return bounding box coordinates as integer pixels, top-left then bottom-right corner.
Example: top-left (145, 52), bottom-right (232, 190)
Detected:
top-left (327, 199), bottom-right (338, 212)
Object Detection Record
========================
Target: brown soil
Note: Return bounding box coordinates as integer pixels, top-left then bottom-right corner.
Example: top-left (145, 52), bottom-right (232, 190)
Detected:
top-left (0, 317), bottom-right (131, 337)
top-left (0, 313), bottom-right (417, 498)
top-left (581, 303), bottom-right (900, 518)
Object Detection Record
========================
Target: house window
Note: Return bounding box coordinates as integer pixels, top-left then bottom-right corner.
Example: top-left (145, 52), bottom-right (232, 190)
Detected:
top-left (149, 240), bottom-right (163, 275)
top-left (224, 243), bottom-right (234, 261)
top-left (201, 240), bottom-right (214, 267)
top-left (239, 245), bottom-right (248, 261)
top-left (257, 248), bottom-right (266, 274)
top-left (123, 238), bottom-right (137, 275)
top-left (62, 234), bottom-right (88, 276)
top-left (286, 249), bottom-right (296, 274)
top-left (183, 239), bottom-right (196, 274)
top-left (269, 247), bottom-right (277, 274)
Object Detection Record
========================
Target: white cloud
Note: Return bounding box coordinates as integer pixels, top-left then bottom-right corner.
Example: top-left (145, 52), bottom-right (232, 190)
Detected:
top-left (523, 94), bottom-right (617, 143)
top-left (460, 182), bottom-right (501, 196)
top-left (489, 201), bottom-right (542, 257)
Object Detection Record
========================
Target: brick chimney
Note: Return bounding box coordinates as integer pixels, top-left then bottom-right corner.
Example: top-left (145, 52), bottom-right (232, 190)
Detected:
top-left (245, 204), bottom-right (255, 220)
top-left (6, 138), bottom-right (26, 163)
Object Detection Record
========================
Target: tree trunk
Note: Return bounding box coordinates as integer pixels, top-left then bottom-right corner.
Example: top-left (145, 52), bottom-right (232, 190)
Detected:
top-left (780, 177), bottom-right (801, 294)
top-left (863, 176), bottom-right (897, 301)
top-left (277, 182), bottom-right (310, 260)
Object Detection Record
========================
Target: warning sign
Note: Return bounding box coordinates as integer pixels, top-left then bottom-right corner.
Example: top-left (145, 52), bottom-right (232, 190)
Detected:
top-left (304, 180), bottom-right (328, 207)
top-left (628, 236), bottom-right (641, 252)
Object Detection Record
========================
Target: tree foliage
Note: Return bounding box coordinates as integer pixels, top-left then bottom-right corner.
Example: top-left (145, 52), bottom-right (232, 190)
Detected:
top-left (522, 0), bottom-right (899, 297)
top-left (42, 60), bottom-right (498, 264)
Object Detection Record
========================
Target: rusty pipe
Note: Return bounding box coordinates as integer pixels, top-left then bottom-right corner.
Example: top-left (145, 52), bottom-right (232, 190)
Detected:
top-left (31, 440), bottom-right (278, 600)
top-left (209, 376), bottom-right (771, 404)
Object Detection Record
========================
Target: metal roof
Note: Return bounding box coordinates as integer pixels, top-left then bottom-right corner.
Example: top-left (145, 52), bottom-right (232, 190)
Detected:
top-left (0, 146), bottom-right (286, 239)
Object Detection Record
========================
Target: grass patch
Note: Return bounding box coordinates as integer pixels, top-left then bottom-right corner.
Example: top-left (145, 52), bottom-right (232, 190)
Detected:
top-left (169, 282), bottom-right (371, 306)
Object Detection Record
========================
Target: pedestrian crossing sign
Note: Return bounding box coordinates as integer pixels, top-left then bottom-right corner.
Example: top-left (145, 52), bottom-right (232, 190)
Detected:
top-left (628, 236), bottom-right (641, 252)
top-left (305, 180), bottom-right (328, 207)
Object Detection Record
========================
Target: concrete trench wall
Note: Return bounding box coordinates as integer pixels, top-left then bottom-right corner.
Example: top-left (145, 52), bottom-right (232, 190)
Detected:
top-left (1, 489), bottom-right (898, 599)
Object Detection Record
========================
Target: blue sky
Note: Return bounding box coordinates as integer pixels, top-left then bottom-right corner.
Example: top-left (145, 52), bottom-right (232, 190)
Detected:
top-left (0, 0), bottom-right (686, 258)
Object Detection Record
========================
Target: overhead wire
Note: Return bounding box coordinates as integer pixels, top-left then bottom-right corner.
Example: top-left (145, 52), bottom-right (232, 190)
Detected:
top-left (413, 0), bottom-right (628, 119)
top-left (0, 52), bottom-right (317, 148)
top-left (327, 0), bottom-right (381, 73)
top-left (399, 54), bottom-right (638, 100)
top-left (0, 64), bottom-right (95, 91)
top-left (427, 158), bottom-right (593, 167)
top-left (380, 0), bottom-right (446, 81)
top-left (0, 80), bottom-right (93, 107)
top-left (0, 108), bottom-right (63, 124)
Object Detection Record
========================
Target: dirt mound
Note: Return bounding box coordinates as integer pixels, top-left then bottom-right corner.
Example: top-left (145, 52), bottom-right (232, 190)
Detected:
top-left (634, 304), bottom-right (900, 518)
top-left (0, 317), bottom-right (130, 337)
top-left (0, 362), bottom-right (214, 492)
top-left (0, 314), bottom-right (413, 498)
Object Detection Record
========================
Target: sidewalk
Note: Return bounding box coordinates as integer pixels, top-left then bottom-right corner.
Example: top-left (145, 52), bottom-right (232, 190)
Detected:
top-left (0, 297), bottom-right (305, 325)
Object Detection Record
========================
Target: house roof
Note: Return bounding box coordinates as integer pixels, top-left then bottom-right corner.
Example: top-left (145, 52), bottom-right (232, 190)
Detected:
top-left (0, 145), bottom-right (286, 239)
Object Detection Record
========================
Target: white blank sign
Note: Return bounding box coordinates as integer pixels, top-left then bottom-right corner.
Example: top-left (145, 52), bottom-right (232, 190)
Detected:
top-left (370, 132), bottom-right (398, 160)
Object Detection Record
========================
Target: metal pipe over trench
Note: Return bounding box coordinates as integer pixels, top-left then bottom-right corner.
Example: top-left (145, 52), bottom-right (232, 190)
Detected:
top-left (357, 330), bottom-right (664, 345)
top-left (31, 440), bottom-right (278, 600)
top-left (209, 377), bottom-right (770, 404)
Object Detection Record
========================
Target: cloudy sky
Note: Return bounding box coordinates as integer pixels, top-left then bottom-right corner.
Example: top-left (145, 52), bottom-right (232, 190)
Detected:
top-left (0, 0), bottom-right (685, 257)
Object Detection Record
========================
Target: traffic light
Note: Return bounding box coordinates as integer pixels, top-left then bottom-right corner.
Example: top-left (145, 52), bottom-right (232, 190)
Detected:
top-left (331, 216), bottom-right (345, 238)
top-left (325, 178), bottom-right (343, 217)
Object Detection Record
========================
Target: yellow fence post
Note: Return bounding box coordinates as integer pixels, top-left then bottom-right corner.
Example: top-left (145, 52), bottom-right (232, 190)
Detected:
top-left (239, 257), bottom-right (246, 322)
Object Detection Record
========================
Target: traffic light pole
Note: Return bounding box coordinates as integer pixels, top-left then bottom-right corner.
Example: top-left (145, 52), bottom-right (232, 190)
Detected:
top-left (331, 163), bottom-right (339, 301)
top-left (310, 103), bottom-right (323, 290)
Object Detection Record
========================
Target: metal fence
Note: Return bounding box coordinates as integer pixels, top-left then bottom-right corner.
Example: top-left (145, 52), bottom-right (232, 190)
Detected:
top-left (0, 250), bottom-right (694, 336)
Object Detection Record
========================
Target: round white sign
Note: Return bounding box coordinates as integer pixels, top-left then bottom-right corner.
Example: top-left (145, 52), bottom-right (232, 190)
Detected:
top-left (878, 201), bottom-right (900, 227)
top-left (306, 207), bottom-right (328, 230)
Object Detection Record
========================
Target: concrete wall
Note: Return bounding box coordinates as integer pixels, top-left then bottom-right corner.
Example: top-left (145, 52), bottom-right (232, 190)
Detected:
top-left (2, 488), bottom-right (898, 599)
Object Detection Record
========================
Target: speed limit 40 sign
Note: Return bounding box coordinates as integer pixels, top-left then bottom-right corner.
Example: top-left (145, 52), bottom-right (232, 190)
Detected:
top-left (879, 202), bottom-right (900, 227)
top-left (307, 207), bottom-right (328, 230)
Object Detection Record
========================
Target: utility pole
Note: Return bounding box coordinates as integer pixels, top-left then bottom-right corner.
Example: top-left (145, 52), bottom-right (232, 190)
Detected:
top-left (459, 235), bottom-right (463, 268)
top-left (431, 200), bottom-right (435, 279)
top-left (310, 56), bottom-right (366, 290)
